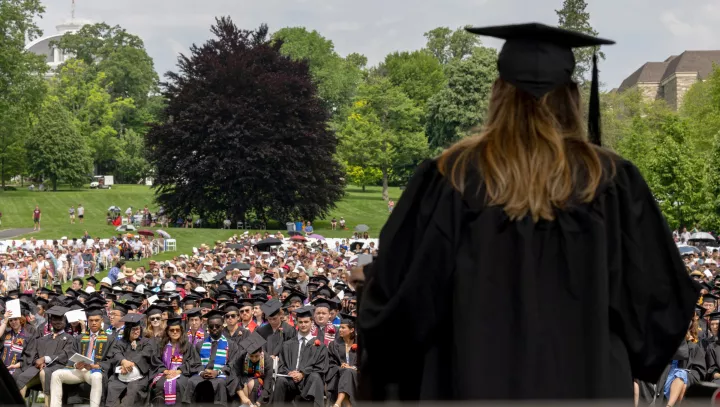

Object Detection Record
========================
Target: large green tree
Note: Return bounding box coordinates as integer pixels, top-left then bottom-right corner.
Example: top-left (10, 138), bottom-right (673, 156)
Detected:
top-left (0, 0), bottom-right (48, 187)
top-left (272, 27), bottom-right (363, 116)
top-left (26, 98), bottom-right (93, 191)
top-left (147, 18), bottom-right (345, 224)
top-left (556, 0), bottom-right (605, 83)
top-left (423, 26), bottom-right (479, 65)
top-left (337, 77), bottom-right (428, 200)
top-left (381, 50), bottom-right (445, 111)
top-left (425, 47), bottom-right (498, 152)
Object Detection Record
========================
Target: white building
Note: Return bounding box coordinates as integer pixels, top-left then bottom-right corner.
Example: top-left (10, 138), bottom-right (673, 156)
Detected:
top-left (24, 19), bottom-right (90, 77)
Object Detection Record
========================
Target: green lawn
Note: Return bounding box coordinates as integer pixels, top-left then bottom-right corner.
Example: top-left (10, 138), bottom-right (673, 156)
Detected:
top-left (0, 184), bottom-right (401, 287)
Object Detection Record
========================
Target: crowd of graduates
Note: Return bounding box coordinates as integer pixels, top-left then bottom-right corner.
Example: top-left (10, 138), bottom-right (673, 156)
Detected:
top-left (1, 233), bottom-right (365, 407)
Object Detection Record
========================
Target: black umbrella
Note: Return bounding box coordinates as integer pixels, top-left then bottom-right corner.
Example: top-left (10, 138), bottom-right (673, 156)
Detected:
top-left (227, 243), bottom-right (244, 249)
top-left (255, 238), bottom-right (282, 250)
top-left (354, 224), bottom-right (370, 233)
top-left (223, 262), bottom-right (251, 272)
top-left (350, 241), bottom-right (365, 251)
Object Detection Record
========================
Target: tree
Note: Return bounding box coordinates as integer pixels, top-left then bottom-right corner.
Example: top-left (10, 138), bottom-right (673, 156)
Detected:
top-left (346, 165), bottom-right (382, 191)
top-left (556, 0), bottom-right (605, 83)
top-left (425, 47), bottom-right (498, 152)
top-left (272, 27), bottom-right (363, 115)
top-left (423, 26), bottom-right (479, 65)
top-left (381, 50), bottom-right (446, 111)
top-left (0, 0), bottom-right (48, 188)
top-left (146, 18), bottom-right (345, 224)
top-left (337, 77), bottom-right (429, 200)
top-left (679, 68), bottom-right (720, 154)
top-left (26, 99), bottom-right (93, 191)
top-left (56, 23), bottom-right (158, 106)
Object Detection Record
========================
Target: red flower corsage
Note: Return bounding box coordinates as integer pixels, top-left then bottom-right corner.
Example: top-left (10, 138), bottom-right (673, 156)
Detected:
top-left (351, 344), bottom-right (357, 351)
top-left (314, 339), bottom-right (321, 346)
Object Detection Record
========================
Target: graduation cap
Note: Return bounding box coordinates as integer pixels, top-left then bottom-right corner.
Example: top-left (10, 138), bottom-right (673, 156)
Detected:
top-left (240, 332), bottom-right (266, 354)
top-left (220, 302), bottom-right (240, 313)
top-left (53, 283), bottom-right (63, 294)
top-left (311, 297), bottom-right (334, 310)
top-left (314, 286), bottom-right (335, 300)
top-left (146, 304), bottom-right (166, 317)
top-left (86, 276), bottom-right (100, 285)
top-left (66, 300), bottom-right (87, 311)
top-left (310, 275), bottom-right (329, 286)
top-left (703, 293), bottom-right (719, 303)
top-left (86, 306), bottom-right (105, 317)
top-left (199, 298), bottom-right (216, 309)
top-left (465, 22), bottom-right (615, 146)
top-left (100, 286), bottom-right (113, 295)
top-left (340, 313), bottom-right (356, 326)
top-left (184, 308), bottom-right (202, 319)
top-left (45, 306), bottom-right (70, 317)
top-left (708, 311), bottom-right (720, 321)
top-left (217, 292), bottom-right (234, 302)
top-left (39, 287), bottom-right (54, 296)
top-left (166, 317), bottom-right (183, 327)
top-left (205, 310), bottom-right (225, 322)
top-left (286, 288), bottom-right (307, 303)
top-left (121, 313), bottom-right (145, 326)
top-left (64, 289), bottom-right (78, 298)
top-left (285, 278), bottom-right (298, 286)
top-left (261, 298), bottom-right (282, 317)
top-left (6, 289), bottom-right (19, 298)
top-left (104, 293), bottom-right (118, 301)
top-left (294, 305), bottom-right (315, 319)
top-left (113, 302), bottom-right (131, 315)
top-left (85, 298), bottom-right (106, 308)
top-left (238, 298), bottom-right (254, 308)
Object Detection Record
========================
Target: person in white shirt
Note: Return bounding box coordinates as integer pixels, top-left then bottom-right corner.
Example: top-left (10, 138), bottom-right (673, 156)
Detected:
top-left (77, 204), bottom-right (85, 224)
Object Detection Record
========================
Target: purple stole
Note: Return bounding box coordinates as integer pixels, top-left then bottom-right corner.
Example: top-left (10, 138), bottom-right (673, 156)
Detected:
top-left (151, 343), bottom-right (184, 405)
top-left (187, 329), bottom-right (205, 347)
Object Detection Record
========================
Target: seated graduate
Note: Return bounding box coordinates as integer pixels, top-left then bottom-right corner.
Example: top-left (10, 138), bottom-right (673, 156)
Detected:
top-left (143, 305), bottom-right (167, 341)
top-left (18, 305), bottom-right (74, 401)
top-left (326, 314), bottom-right (358, 407)
top-left (150, 317), bottom-right (201, 405)
top-left (105, 313), bottom-right (162, 407)
top-left (221, 302), bottom-right (250, 344)
top-left (185, 310), bottom-right (236, 406)
top-left (231, 332), bottom-right (274, 407)
top-left (255, 299), bottom-right (296, 358)
top-left (50, 305), bottom-right (117, 407)
top-left (703, 311), bottom-right (720, 350)
top-left (272, 305), bottom-right (328, 407)
top-left (659, 320), bottom-right (705, 407)
top-left (0, 306), bottom-right (38, 395)
top-left (185, 308), bottom-right (206, 347)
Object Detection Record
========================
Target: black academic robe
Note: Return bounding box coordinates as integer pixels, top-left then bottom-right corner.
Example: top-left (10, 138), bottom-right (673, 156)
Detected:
top-left (707, 340), bottom-right (720, 384)
top-left (5, 327), bottom-right (38, 390)
top-left (223, 325), bottom-right (249, 347)
top-left (357, 158), bottom-right (699, 400)
top-left (150, 342), bottom-right (202, 405)
top-left (27, 330), bottom-right (75, 394)
top-left (105, 338), bottom-right (162, 407)
top-left (326, 341), bottom-right (358, 405)
top-left (185, 337), bottom-right (237, 406)
top-left (256, 322), bottom-right (296, 356)
top-left (0, 363), bottom-right (24, 406)
top-left (63, 330), bottom-right (117, 406)
top-left (228, 350), bottom-right (275, 404)
top-left (272, 336), bottom-right (328, 407)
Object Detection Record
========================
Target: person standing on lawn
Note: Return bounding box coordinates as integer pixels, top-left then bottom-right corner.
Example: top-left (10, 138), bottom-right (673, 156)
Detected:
top-left (32, 205), bottom-right (41, 231)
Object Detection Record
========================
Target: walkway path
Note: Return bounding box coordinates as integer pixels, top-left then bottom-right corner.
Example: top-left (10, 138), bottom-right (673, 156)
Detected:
top-left (0, 228), bottom-right (35, 239)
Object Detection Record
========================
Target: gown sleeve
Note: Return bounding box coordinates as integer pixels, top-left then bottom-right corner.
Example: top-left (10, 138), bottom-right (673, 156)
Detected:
top-left (358, 160), bottom-right (461, 351)
top-left (610, 161), bottom-right (698, 383)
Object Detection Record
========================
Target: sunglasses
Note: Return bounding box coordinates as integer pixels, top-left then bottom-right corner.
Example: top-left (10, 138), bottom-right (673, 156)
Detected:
top-left (149, 317), bottom-right (162, 322)
top-left (168, 328), bottom-right (182, 333)
top-left (208, 324), bottom-right (223, 329)
top-left (224, 313), bottom-right (238, 319)
top-left (240, 309), bottom-right (252, 314)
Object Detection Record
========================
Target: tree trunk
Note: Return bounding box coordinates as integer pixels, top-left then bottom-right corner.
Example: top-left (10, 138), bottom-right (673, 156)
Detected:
top-left (52, 176), bottom-right (58, 192)
top-left (362, 185), bottom-right (366, 192)
top-left (1, 155), bottom-right (5, 189)
top-left (382, 167), bottom-right (389, 201)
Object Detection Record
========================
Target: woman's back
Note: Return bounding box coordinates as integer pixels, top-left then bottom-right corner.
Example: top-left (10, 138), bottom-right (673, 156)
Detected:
top-left (357, 157), bottom-right (697, 400)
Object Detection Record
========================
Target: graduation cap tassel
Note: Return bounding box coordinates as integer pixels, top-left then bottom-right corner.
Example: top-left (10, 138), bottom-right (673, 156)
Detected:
top-left (588, 52), bottom-right (601, 146)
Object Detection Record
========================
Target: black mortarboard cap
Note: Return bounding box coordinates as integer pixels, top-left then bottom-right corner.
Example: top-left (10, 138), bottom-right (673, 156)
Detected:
top-left (703, 293), bottom-right (719, 303)
top-left (205, 310), bottom-right (225, 322)
top-left (113, 302), bottom-right (131, 315)
top-left (287, 288), bottom-right (307, 303)
top-left (166, 317), bottom-right (183, 327)
top-left (708, 311), bottom-right (720, 321)
top-left (261, 298), bottom-right (282, 317)
top-left (465, 22), bottom-right (615, 146)
top-left (294, 305), bottom-right (315, 319)
top-left (85, 298), bottom-right (106, 308)
top-left (121, 313), bottom-right (145, 326)
top-left (67, 300), bottom-right (87, 311)
top-left (146, 304), bottom-right (166, 316)
top-left (184, 308), bottom-right (202, 318)
top-left (340, 313), bottom-right (356, 325)
top-left (311, 297), bottom-right (334, 310)
top-left (199, 298), bottom-right (216, 308)
top-left (86, 306), bottom-right (105, 317)
top-left (86, 276), bottom-right (100, 285)
top-left (240, 331), bottom-right (266, 354)
top-left (39, 287), bottom-right (54, 295)
top-left (7, 289), bottom-right (19, 298)
top-left (46, 306), bottom-right (70, 317)
top-left (310, 275), bottom-right (329, 285)
top-left (221, 302), bottom-right (240, 312)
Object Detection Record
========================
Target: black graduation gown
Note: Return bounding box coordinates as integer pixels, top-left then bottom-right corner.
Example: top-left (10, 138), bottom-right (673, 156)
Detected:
top-left (326, 341), bottom-right (358, 405)
top-left (256, 322), bottom-right (296, 356)
top-left (357, 158), bottom-right (699, 400)
top-left (150, 342), bottom-right (202, 405)
top-left (64, 331), bottom-right (117, 406)
top-left (707, 340), bottom-right (720, 384)
top-left (105, 338), bottom-right (162, 407)
top-left (28, 330), bottom-right (75, 394)
top-left (272, 337), bottom-right (328, 407)
top-left (0, 363), bottom-right (24, 406)
top-left (6, 328), bottom-right (38, 389)
top-left (228, 350), bottom-right (275, 404)
top-left (223, 325), bottom-right (249, 347)
top-left (185, 337), bottom-right (237, 406)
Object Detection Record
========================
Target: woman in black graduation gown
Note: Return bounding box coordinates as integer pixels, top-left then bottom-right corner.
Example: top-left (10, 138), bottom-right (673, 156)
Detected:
top-left (105, 314), bottom-right (162, 407)
top-left (327, 315), bottom-right (358, 407)
top-left (230, 332), bottom-right (274, 406)
top-left (357, 23), bottom-right (698, 401)
top-left (150, 318), bottom-right (202, 406)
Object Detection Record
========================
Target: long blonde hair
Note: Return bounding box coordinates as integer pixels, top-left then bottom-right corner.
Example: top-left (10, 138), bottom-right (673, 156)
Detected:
top-left (438, 79), bottom-right (611, 222)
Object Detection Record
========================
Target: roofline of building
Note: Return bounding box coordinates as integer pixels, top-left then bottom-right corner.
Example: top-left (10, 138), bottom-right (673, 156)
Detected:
top-left (24, 32), bottom-right (66, 51)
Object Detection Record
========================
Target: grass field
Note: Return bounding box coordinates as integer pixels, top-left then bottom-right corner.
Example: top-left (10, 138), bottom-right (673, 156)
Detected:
top-left (0, 184), bottom-right (401, 287)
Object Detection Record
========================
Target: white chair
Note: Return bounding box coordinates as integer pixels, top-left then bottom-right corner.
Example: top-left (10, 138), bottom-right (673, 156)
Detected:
top-left (237, 221), bottom-right (244, 229)
top-left (165, 239), bottom-right (177, 251)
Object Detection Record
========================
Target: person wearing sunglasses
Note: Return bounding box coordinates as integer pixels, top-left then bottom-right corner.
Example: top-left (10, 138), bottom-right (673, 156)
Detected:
top-left (143, 305), bottom-right (167, 340)
top-left (150, 318), bottom-right (201, 405)
top-left (221, 302), bottom-right (249, 345)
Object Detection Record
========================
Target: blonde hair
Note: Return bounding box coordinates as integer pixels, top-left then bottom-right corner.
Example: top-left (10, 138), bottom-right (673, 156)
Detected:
top-left (439, 79), bottom-right (611, 222)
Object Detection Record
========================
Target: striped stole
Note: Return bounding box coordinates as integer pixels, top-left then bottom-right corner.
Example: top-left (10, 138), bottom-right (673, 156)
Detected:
top-left (199, 335), bottom-right (228, 378)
